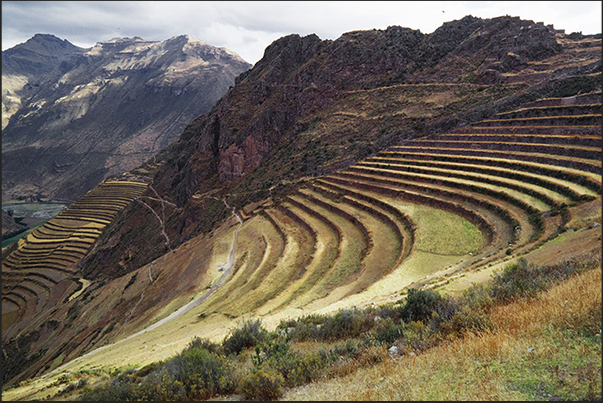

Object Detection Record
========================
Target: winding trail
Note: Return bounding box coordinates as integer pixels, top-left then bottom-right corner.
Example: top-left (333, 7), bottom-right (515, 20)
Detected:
top-left (48, 200), bottom-right (243, 376)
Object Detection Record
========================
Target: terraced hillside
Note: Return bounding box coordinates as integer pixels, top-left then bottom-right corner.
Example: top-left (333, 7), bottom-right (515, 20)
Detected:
top-left (187, 91), bottom-right (600, 322)
top-left (2, 178), bottom-right (149, 329)
top-left (1, 18), bottom-right (601, 393)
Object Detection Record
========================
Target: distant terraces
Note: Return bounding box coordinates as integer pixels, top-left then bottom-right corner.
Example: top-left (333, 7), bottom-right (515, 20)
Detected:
top-left (2, 179), bottom-right (148, 321)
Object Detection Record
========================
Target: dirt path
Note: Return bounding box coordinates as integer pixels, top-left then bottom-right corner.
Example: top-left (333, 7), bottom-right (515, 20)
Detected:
top-left (48, 201), bottom-right (243, 376)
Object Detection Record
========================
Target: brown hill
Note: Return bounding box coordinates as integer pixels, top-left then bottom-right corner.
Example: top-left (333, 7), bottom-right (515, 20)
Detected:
top-left (82, 15), bottom-right (600, 278)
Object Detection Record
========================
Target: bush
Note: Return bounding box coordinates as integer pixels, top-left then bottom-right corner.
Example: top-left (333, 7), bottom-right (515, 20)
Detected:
top-left (186, 336), bottom-right (222, 355)
top-left (158, 346), bottom-right (234, 399)
top-left (330, 339), bottom-right (360, 357)
top-left (460, 283), bottom-right (494, 312)
top-left (272, 350), bottom-right (327, 387)
top-left (439, 284), bottom-right (494, 337)
top-left (489, 258), bottom-right (598, 304)
top-left (251, 334), bottom-right (330, 387)
top-left (240, 363), bottom-right (284, 401)
top-left (223, 319), bottom-right (266, 355)
top-left (285, 308), bottom-right (374, 342)
top-left (82, 345), bottom-right (235, 401)
top-left (80, 377), bottom-right (143, 401)
top-left (322, 308), bottom-right (373, 340)
top-left (489, 258), bottom-right (545, 302)
top-left (373, 317), bottom-right (404, 345)
top-left (399, 288), bottom-right (444, 323)
top-left (444, 305), bottom-right (493, 337)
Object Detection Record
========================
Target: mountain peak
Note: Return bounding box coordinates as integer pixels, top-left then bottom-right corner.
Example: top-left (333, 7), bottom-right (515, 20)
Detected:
top-left (165, 34), bottom-right (208, 47)
top-left (30, 33), bottom-right (64, 42)
top-left (2, 34), bottom-right (88, 76)
top-left (101, 36), bottom-right (147, 44)
top-left (6, 33), bottom-right (87, 54)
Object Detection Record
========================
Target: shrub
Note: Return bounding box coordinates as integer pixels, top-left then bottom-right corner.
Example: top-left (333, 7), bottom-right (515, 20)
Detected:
top-left (399, 288), bottom-right (444, 323)
top-left (157, 345), bottom-right (235, 399)
top-left (272, 350), bottom-right (327, 387)
top-left (489, 257), bottom-right (599, 304)
top-left (240, 363), bottom-right (284, 401)
top-left (330, 339), bottom-right (360, 357)
top-left (153, 374), bottom-right (187, 401)
top-left (318, 308), bottom-right (372, 340)
top-left (82, 345), bottom-right (235, 401)
top-left (223, 318), bottom-right (266, 355)
top-left (444, 305), bottom-right (493, 337)
top-left (251, 334), bottom-right (330, 387)
top-left (281, 309), bottom-right (374, 342)
top-left (398, 320), bottom-right (431, 352)
top-left (80, 377), bottom-right (142, 401)
top-left (373, 317), bottom-right (404, 345)
top-left (439, 283), bottom-right (495, 336)
top-left (135, 362), bottom-right (160, 378)
top-left (489, 258), bottom-right (545, 302)
top-left (186, 336), bottom-right (222, 355)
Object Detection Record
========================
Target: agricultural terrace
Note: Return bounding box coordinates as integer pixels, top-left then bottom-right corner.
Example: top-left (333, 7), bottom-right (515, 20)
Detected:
top-left (192, 91), bottom-right (600, 322)
top-left (2, 179), bottom-right (148, 328)
top-left (1, 94), bottom-right (600, 395)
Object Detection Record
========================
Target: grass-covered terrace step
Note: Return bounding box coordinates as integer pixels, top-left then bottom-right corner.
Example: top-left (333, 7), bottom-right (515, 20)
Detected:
top-left (382, 147), bottom-right (601, 174)
top-left (428, 133), bottom-right (601, 147)
top-left (368, 153), bottom-right (601, 194)
top-left (356, 160), bottom-right (585, 203)
top-left (450, 125), bottom-right (601, 135)
top-left (395, 140), bottom-right (601, 161)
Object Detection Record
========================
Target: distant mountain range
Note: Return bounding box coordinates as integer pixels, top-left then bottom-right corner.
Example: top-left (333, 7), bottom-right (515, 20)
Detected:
top-left (2, 34), bottom-right (252, 202)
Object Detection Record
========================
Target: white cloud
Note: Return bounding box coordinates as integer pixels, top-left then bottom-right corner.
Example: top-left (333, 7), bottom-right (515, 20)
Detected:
top-left (2, 1), bottom-right (601, 64)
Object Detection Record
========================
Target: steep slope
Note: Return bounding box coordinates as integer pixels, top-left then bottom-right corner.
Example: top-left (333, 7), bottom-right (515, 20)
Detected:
top-left (1, 210), bottom-right (27, 240)
top-left (81, 15), bottom-right (599, 278)
top-left (1, 34), bottom-right (88, 129)
top-left (2, 34), bottom-right (251, 202)
top-left (1, 15), bottom-right (600, 389)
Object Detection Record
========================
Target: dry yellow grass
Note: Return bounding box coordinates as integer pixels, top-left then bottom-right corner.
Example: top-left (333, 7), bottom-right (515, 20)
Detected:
top-left (281, 265), bottom-right (602, 401)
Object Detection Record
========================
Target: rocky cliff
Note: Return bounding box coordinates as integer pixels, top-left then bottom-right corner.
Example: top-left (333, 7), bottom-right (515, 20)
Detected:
top-left (2, 34), bottom-right (251, 202)
top-left (1, 209), bottom-right (26, 240)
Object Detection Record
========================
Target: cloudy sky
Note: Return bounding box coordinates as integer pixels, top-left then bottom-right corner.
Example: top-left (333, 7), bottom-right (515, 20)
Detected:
top-left (2, 1), bottom-right (601, 65)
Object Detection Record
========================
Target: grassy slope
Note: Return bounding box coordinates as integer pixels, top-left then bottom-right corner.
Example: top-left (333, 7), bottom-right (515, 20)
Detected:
top-left (282, 265), bottom-right (601, 401)
top-left (2, 27), bottom-right (601, 399)
top-left (1, 196), bottom-right (600, 401)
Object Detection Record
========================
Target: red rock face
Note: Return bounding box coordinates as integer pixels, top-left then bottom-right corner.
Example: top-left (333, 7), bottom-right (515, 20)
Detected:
top-left (218, 134), bottom-right (269, 181)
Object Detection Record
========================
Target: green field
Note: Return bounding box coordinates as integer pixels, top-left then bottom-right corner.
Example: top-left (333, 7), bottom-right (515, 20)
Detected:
top-left (387, 200), bottom-right (484, 255)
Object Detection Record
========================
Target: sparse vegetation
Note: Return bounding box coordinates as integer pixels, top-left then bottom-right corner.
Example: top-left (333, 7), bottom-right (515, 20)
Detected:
top-left (72, 257), bottom-right (600, 401)
top-left (223, 318), bottom-right (266, 356)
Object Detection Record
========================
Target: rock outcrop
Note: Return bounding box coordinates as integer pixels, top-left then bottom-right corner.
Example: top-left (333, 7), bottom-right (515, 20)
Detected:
top-left (1, 209), bottom-right (26, 240)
